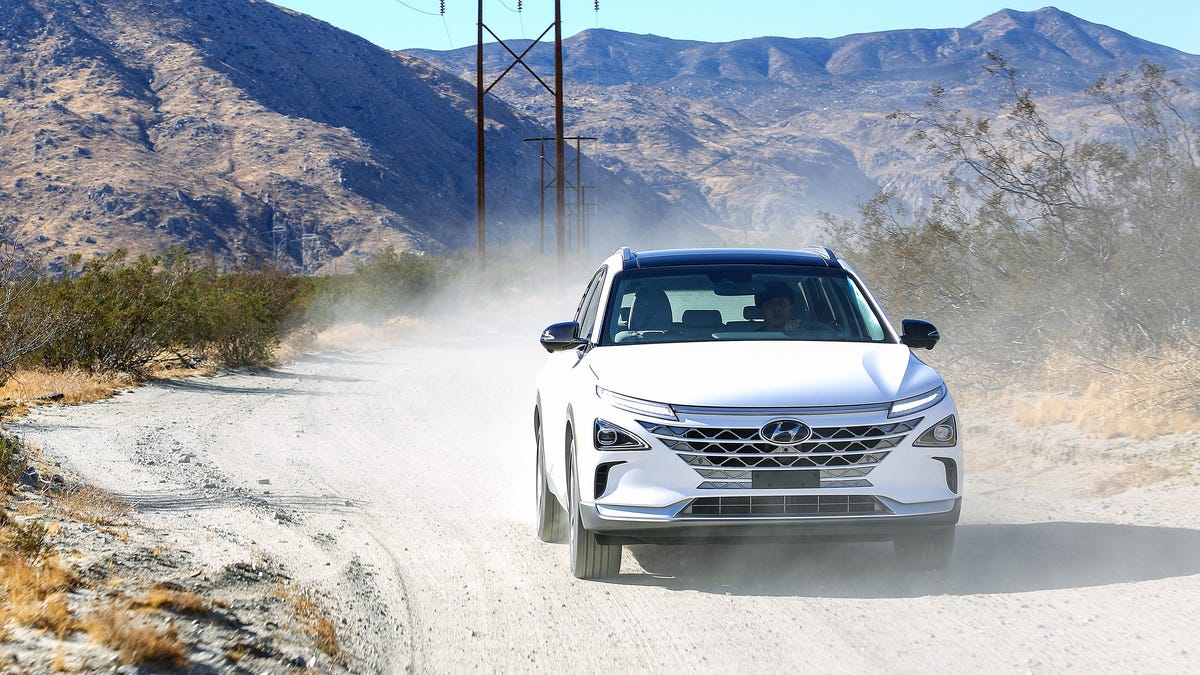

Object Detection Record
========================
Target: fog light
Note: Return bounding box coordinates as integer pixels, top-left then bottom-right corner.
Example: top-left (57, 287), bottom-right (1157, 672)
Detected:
top-left (932, 424), bottom-right (954, 442)
top-left (915, 415), bottom-right (957, 447)
top-left (597, 428), bottom-right (619, 446)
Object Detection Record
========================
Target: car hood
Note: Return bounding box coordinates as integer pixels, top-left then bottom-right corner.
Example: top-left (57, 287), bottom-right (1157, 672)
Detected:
top-left (586, 341), bottom-right (943, 408)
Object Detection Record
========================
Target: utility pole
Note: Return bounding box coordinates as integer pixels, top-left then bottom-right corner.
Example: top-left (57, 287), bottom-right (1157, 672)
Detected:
top-left (477, 0), bottom-right (571, 267)
top-left (524, 135), bottom-right (595, 255)
top-left (476, 0), bottom-right (486, 265)
top-left (553, 0), bottom-right (565, 268)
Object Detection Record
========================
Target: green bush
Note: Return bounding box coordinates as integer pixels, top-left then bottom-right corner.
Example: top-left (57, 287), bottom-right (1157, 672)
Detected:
top-left (29, 250), bottom-right (307, 374)
top-left (305, 247), bottom-right (457, 327)
top-left (1, 231), bottom-right (475, 379)
top-left (0, 433), bottom-right (27, 493)
top-left (193, 267), bottom-right (304, 368)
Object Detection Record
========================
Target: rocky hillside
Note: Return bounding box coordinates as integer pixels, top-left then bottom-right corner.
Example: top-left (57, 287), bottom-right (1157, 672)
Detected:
top-left (0, 0), bottom-right (707, 272)
top-left (4, 3), bottom-right (1199, 267)
top-left (412, 7), bottom-right (1200, 244)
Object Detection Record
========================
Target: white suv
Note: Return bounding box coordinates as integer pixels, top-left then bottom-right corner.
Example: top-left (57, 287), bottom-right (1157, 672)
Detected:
top-left (534, 247), bottom-right (961, 579)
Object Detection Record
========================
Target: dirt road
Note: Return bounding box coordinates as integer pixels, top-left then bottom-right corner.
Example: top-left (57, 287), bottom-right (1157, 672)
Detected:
top-left (13, 318), bottom-right (1200, 672)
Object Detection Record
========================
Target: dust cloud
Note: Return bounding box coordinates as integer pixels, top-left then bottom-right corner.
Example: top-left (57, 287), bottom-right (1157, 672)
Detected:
top-left (12, 239), bottom-right (1200, 671)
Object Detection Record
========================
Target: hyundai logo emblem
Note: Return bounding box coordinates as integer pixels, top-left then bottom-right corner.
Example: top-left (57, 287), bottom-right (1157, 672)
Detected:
top-left (759, 419), bottom-right (812, 446)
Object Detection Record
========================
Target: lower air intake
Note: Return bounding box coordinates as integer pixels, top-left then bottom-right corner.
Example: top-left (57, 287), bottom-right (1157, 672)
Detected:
top-left (684, 494), bottom-right (890, 517)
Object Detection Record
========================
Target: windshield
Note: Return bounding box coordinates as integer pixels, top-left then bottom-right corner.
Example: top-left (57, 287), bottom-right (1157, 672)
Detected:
top-left (600, 265), bottom-right (890, 345)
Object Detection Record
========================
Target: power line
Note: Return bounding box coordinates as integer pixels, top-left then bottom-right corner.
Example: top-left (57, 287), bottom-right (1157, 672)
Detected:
top-left (390, 0), bottom-right (442, 17)
top-left (442, 13), bottom-right (454, 48)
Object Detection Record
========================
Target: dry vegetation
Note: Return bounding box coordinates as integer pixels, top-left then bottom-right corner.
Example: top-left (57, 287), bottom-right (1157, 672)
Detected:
top-left (275, 582), bottom-right (342, 661)
top-left (835, 57), bottom-right (1199, 442)
top-left (997, 346), bottom-right (1200, 439)
top-left (79, 599), bottom-right (190, 670)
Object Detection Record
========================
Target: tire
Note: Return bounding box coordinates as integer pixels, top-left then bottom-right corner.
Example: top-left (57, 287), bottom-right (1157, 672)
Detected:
top-left (566, 433), bottom-right (622, 580)
top-left (535, 417), bottom-right (567, 543)
top-left (894, 527), bottom-right (955, 570)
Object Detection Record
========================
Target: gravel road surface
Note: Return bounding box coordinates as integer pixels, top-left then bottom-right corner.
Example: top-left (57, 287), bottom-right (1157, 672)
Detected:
top-left (13, 318), bottom-right (1200, 672)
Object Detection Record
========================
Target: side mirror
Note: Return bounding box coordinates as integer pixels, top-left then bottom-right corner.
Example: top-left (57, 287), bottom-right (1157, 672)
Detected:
top-left (900, 319), bottom-right (940, 350)
top-left (540, 321), bottom-right (586, 353)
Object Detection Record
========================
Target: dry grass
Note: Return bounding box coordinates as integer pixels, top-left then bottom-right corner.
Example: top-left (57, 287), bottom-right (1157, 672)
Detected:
top-left (141, 583), bottom-right (210, 616)
top-left (51, 484), bottom-right (132, 527)
top-left (0, 368), bottom-right (129, 415)
top-left (0, 553), bottom-right (81, 635)
top-left (0, 356), bottom-right (214, 421)
top-left (1010, 346), bottom-right (1200, 439)
top-left (275, 582), bottom-right (342, 659)
top-left (80, 599), bottom-right (189, 669)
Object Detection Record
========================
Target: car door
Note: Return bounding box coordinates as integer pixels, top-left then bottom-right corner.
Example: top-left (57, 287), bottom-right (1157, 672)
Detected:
top-left (538, 266), bottom-right (608, 498)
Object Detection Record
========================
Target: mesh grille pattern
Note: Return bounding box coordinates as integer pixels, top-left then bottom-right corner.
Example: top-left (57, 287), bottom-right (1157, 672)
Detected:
top-left (640, 418), bottom-right (920, 488)
top-left (684, 495), bottom-right (890, 517)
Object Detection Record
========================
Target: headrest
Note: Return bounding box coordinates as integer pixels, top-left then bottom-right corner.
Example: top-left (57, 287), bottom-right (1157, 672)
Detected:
top-left (682, 309), bottom-right (722, 326)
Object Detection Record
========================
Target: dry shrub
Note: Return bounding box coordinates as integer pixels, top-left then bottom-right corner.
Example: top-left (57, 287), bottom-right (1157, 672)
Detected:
top-left (52, 484), bottom-right (131, 527)
top-left (5, 519), bottom-right (52, 558)
top-left (0, 553), bottom-right (80, 633)
top-left (24, 592), bottom-right (75, 634)
top-left (0, 367), bottom-right (126, 416)
top-left (142, 583), bottom-right (209, 615)
top-left (1013, 347), bottom-right (1200, 438)
top-left (275, 582), bottom-right (341, 659)
top-left (81, 599), bottom-right (188, 669)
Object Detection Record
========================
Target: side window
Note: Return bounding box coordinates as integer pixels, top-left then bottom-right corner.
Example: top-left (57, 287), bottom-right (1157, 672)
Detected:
top-left (574, 267), bottom-right (607, 340)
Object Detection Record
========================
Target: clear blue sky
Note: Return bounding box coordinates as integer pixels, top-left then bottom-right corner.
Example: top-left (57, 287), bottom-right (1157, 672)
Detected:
top-left (270, 1), bottom-right (1199, 54)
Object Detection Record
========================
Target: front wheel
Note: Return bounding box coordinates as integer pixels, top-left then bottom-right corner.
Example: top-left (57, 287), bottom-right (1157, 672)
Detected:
top-left (535, 417), bottom-right (566, 543)
top-left (894, 527), bottom-right (955, 570)
top-left (566, 434), bottom-right (621, 579)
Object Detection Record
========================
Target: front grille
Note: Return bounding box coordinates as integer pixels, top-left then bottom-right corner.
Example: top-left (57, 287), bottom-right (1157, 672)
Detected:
top-left (640, 418), bottom-right (921, 488)
top-left (684, 495), bottom-right (890, 517)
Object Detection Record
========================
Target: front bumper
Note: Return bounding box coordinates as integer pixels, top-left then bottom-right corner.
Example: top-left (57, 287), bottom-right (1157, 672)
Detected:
top-left (576, 395), bottom-right (963, 545)
top-left (584, 497), bottom-right (960, 545)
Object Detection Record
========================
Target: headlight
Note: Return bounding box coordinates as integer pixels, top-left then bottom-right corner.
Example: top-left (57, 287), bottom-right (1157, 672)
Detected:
top-left (889, 384), bottom-right (946, 418)
top-left (595, 386), bottom-right (677, 421)
top-left (593, 419), bottom-right (650, 450)
top-left (914, 415), bottom-right (958, 447)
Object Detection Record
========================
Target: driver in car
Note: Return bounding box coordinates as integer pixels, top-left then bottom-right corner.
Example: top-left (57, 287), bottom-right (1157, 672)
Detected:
top-left (755, 281), bottom-right (801, 332)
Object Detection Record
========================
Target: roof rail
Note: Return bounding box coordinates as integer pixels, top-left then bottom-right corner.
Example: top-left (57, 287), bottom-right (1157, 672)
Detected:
top-left (617, 246), bottom-right (636, 269)
top-left (800, 246), bottom-right (838, 264)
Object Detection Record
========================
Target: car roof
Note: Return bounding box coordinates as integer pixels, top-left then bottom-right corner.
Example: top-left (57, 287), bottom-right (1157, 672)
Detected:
top-left (616, 247), bottom-right (841, 271)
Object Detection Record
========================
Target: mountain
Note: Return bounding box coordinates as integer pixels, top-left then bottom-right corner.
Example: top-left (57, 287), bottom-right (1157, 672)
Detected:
top-left (0, 0), bottom-right (708, 273)
top-left (411, 7), bottom-right (1200, 243)
top-left (4, 3), bottom-right (1199, 268)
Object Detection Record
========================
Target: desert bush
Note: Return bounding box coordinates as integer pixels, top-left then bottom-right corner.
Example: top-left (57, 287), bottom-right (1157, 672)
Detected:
top-left (834, 54), bottom-right (1200, 401)
top-left (188, 266), bottom-right (305, 368)
top-left (275, 582), bottom-right (341, 659)
top-left (81, 599), bottom-right (189, 669)
top-left (0, 433), bottom-right (25, 491)
top-left (29, 250), bottom-right (306, 374)
top-left (5, 519), bottom-right (51, 558)
top-left (34, 250), bottom-right (183, 375)
top-left (0, 247), bottom-right (68, 388)
top-left (305, 247), bottom-right (457, 327)
top-left (0, 553), bottom-right (80, 634)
